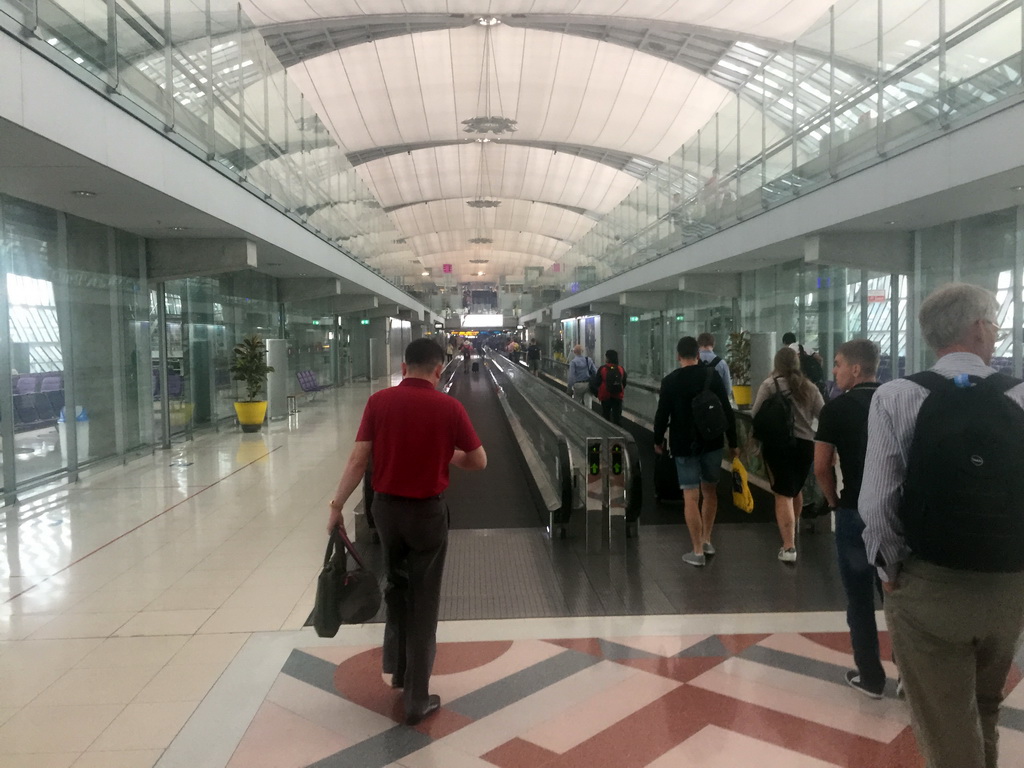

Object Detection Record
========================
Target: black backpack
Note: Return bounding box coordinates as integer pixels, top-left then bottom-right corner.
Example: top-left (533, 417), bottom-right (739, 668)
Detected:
top-left (603, 365), bottom-right (624, 397)
top-left (752, 378), bottom-right (795, 445)
top-left (899, 371), bottom-right (1024, 572)
top-left (691, 367), bottom-right (727, 443)
top-left (701, 355), bottom-right (722, 370)
top-left (799, 349), bottom-right (826, 397)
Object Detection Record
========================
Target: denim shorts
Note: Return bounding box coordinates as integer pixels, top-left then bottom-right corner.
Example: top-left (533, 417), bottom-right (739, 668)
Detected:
top-left (674, 449), bottom-right (724, 490)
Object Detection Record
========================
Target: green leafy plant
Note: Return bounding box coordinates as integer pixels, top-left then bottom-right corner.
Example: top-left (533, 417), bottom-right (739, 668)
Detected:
top-left (727, 330), bottom-right (751, 386)
top-left (230, 334), bottom-right (275, 402)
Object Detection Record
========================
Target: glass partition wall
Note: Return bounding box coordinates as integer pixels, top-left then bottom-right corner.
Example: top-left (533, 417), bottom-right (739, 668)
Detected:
top-left (615, 205), bottom-right (1022, 391)
top-left (0, 192), bottom-right (341, 501)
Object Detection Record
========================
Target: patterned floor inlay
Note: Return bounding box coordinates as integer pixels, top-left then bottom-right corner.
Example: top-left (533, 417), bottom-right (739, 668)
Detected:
top-left (222, 632), bottom-right (1024, 768)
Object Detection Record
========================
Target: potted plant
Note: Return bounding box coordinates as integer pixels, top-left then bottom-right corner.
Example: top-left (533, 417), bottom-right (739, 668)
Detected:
top-left (230, 334), bottom-right (275, 432)
top-left (727, 330), bottom-right (752, 406)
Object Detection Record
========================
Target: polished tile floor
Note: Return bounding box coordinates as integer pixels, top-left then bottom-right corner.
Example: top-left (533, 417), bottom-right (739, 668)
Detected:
top-left (0, 381), bottom-right (1017, 767)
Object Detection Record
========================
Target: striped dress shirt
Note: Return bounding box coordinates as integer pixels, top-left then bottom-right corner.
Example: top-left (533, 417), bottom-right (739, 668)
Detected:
top-left (860, 352), bottom-right (1024, 583)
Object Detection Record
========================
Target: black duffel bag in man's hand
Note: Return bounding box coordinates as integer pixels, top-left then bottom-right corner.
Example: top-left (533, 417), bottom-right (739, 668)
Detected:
top-left (305, 527), bottom-right (381, 637)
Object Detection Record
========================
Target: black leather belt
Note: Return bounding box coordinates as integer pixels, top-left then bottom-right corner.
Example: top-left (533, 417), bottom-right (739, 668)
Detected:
top-left (375, 492), bottom-right (443, 503)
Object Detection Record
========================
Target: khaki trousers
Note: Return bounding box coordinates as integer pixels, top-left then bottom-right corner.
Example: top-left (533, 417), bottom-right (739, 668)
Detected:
top-left (885, 558), bottom-right (1024, 768)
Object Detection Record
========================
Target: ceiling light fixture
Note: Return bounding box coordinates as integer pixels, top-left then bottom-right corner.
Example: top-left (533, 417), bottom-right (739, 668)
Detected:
top-left (71, 190), bottom-right (96, 197)
top-left (469, 237), bottom-right (492, 244)
top-left (421, 270), bottom-right (429, 276)
top-left (169, 226), bottom-right (188, 231)
top-left (477, 271), bottom-right (485, 276)
top-left (477, 16), bottom-right (500, 26)
top-left (461, 21), bottom-right (517, 137)
top-left (1012, 186), bottom-right (1024, 192)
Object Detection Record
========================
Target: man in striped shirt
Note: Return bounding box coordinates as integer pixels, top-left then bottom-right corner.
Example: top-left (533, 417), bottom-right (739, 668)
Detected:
top-left (861, 283), bottom-right (1024, 768)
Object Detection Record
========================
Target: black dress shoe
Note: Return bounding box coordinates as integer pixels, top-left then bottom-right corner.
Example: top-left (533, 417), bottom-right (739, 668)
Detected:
top-left (390, 673), bottom-right (404, 689)
top-left (404, 695), bottom-right (441, 725)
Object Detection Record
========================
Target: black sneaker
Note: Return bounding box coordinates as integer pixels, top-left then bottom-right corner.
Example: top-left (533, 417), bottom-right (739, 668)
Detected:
top-left (845, 670), bottom-right (884, 699)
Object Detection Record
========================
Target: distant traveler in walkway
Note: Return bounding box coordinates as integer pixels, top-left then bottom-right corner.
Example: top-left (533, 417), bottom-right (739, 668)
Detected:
top-left (326, 338), bottom-right (486, 726)
top-left (445, 341), bottom-right (454, 363)
top-left (783, 331), bottom-right (827, 398)
top-left (751, 346), bottom-right (824, 563)
top-left (594, 349), bottom-right (627, 425)
top-left (526, 339), bottom-right (542, 376)
top-left (697, 332), bottom-right (733, 404)
top-left (813, 339), bottom-right (885, 698)
top-left (462, 342), bottom-right (471, 373)
top-left (566, 345), bottom-right (597, 405)
top-left (862, 283), bottom-right (1024, 768)
top-left (655, 336), bottom-right (737, 567)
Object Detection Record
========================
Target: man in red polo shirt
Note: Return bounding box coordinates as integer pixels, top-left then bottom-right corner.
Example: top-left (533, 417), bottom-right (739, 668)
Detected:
top-left (326, 338), bottom-right (486, 725)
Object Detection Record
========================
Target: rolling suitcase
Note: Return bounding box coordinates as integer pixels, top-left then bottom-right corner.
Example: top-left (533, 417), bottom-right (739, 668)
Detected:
top-left (471, 361), bottom-right (480, 372)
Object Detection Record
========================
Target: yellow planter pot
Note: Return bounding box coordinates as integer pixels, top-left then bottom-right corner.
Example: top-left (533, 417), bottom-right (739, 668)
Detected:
top-left (234, 401), bottom-right (267, 433)
top-left (733, 385), bottom-right (752, 407)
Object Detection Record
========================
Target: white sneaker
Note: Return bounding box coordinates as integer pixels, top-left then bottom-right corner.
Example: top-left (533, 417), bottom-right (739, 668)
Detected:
top-left (778, 547), bottom-right (798, 563)
top-left (702, 541), bottom-right (716, 555)
top-left (682, 552), bottom-right (706, 567)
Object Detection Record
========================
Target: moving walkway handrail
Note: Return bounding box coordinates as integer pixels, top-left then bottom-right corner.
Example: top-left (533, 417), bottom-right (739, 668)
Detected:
top-left (487, 351), bottom-right (642, 524)
top-left (483, 352), bottom-right (574, 530)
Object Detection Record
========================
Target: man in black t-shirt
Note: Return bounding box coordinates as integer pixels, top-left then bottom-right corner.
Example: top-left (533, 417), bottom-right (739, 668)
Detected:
top-left (655, 336), bottom-right (738, 567)
top-left (814, 339), bottom-right (885, 699)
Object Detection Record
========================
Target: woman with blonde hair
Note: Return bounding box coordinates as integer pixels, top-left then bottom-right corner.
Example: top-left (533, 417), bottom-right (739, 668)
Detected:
top-left (751, 346), bottom-right (825, 563)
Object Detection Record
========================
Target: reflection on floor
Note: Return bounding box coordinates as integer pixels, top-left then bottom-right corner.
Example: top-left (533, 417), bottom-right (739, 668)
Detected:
top-left (217, 626), bottom-right (1024, 768)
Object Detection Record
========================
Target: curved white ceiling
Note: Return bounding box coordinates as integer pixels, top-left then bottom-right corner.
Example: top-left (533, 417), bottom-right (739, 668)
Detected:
top-left (408, 229), bottom-right (570, 260)
top-left (231, 0), bottom-right (981, 286)
top-left (243, 0), bottom-right (835, 43)
top-left (389, 199), bottom-right (595, 243)
top-left (291, 26), bottom-right (731, 162)
top-left (358, 143), bottom-right (640, 214)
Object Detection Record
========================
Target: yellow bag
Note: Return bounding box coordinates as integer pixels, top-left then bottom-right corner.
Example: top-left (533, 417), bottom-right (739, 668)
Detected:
top-left (731, 457), bottom-right (755, 513)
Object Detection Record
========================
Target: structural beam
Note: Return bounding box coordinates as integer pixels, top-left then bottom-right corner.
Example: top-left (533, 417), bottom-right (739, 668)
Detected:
top-left (677, 274), bottom-right (741, 297)
top-left (279, 277), bottom-right (345, 303)
top-left (147, 239), bottom-right (256, 282)
top-left (803, 232), bottom-right (914, 274)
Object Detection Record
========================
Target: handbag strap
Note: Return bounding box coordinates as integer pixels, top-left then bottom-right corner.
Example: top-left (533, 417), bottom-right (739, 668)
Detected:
top-left (333, 526), bottom-right (368, 570)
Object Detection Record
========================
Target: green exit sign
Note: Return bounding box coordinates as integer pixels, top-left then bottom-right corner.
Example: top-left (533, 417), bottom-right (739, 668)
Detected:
top-left (628, 315), bottom-right (640, 322)
top-left (360, 319), bottom-right (369, 326)
top-left (675, 315), bottom-right (685, 322)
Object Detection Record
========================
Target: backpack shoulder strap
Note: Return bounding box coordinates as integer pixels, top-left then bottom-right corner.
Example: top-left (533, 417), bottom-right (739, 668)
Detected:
top-left (709, 356), bottom-right (722, 369)
top-left (906, 370), bottom-right (953, 394)
top-left (703, 366), bottom-right (715, 390)
top-left (980, 371), bottom-right (1023, 395)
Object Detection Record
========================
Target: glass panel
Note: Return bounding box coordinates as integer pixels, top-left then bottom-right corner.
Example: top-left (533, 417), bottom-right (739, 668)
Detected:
top-left (961, 210), bottom-right (1016, 372)
top-left (944, 7), bottom-right (1024, 123)
top-left (113, 0), bottom-right (170, 123)
top-left (4, 199), bottom-right (65, 484)
top-left (36, 0), bottom-right (114, 84)
top-left (167, 0), bottom-right (214, 153)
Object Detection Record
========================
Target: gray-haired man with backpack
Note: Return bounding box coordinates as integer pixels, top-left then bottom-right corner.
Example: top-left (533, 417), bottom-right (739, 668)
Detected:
top-left (861, 283), bottom-right (1024, 768)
